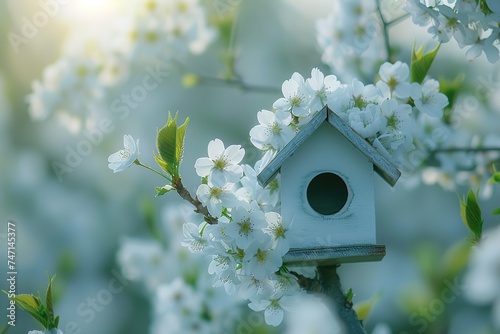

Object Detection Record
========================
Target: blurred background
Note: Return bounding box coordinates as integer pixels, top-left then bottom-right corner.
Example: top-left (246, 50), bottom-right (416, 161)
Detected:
top-left (1, 0), bottom-right (499, 333)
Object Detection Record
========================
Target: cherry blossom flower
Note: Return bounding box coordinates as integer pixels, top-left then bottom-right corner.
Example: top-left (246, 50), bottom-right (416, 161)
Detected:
top-left (181, 222), bottom-right (209, 252)
top-left (248, 292), bottom-right (296, 326)
top-left (196, 182), bottom-right (239, 217)
top-left (249, 110), bottom-right (295, 151)
top-left (273, 72), bottom-right (311, 117)
top-left (108, 135), bottom-right (140, 173)
top-left (410, 80), bottom-right (449, 117)
top-left (243, 241), bottom-right (283, 280)
top-left (376, 61), bottom-right (411, 99)
top-left (348, 104), bottom-right (383, 138)
top-left (306, 67), bottom-right (341, 111)
top-left (225, 204), bottom-right (268, 249)
top-left (195, 138), bottom-right (245, 187)
top-left (264, 212), bottom-right (290, 256)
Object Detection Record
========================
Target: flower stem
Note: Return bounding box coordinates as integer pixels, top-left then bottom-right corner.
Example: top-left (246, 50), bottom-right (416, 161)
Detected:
top-left (172, 177), bottom-right (219, 225)
top-left (134, 160), bottom-right (172, 182)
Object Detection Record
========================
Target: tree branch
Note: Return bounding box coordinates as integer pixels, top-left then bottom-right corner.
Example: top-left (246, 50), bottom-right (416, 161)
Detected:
top-left (197, 75), bottom-right (281, 94)
top-left (296, 265), bottom-right (367, 334)
top-left (173, 177), bottom-right (218, 225)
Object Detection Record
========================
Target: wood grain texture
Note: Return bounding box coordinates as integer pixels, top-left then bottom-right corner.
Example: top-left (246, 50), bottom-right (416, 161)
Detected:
top-left (283, 244), bottom-right (386, 266)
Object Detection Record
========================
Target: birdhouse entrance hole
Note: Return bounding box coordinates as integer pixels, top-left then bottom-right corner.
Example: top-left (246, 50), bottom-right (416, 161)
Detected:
top-left (306, 172), bottom-right (348, 215)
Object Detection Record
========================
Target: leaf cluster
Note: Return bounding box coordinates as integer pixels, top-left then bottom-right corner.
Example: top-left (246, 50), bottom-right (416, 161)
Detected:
top-left (3, 274), bottom-right (59, 330)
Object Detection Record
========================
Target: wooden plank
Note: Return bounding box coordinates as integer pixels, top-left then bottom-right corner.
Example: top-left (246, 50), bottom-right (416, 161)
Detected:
top-left (284, 244), bottom-right (386, 266)
top-left (257, 108), bottom-right (328, 186)
top-left (326, 109), bottom-right (401, 186)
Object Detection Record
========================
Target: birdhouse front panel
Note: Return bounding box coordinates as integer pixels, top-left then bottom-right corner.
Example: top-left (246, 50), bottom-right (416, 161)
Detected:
top-left (280, 122), bottom-right (376, 250)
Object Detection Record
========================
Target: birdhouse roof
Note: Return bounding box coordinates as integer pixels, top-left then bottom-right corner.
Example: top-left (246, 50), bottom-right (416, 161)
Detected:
top-left (257, 105), bottom-right (401, 187)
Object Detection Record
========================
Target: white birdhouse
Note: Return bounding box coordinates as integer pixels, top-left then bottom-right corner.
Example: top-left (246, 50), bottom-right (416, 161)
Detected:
top-left (258, 106), bottom-right (401, 265)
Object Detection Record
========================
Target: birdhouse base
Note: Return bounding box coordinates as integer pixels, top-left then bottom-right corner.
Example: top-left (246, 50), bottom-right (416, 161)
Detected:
top-left (283, 244), bottom-right (386, 266)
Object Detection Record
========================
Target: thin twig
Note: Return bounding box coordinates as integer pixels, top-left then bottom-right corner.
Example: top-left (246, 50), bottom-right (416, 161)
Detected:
top-left (376, 0), bottom-right (393, 63)
top-left (197, 75), bottom-right (281, 94)
top-left (296, 266), bottom-right (367, 334)
top-left (386, 13), bottom-right (411, 28)
top-left (173, 177), bottom-right (218, 225)
top-left (431, 147), bottom-right (500, 154)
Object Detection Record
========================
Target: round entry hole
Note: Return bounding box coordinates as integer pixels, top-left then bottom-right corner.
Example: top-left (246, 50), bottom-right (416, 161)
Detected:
top-left (306, 172), bottom-right (348, 215)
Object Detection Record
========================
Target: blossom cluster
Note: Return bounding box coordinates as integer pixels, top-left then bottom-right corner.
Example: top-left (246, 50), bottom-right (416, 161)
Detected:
top-left (250, 64), bottom-right (448, 165)
top-left (316, 0), bottom-right (386, 80)
top-left (28, 0), bottom-right (215, 130)
top-left (185, 138), bottom-right (306, 327)
top-left (117, 203), bottom-right (242, 334)
top-left (172, 63), bottom-right (449, 326)
top-left (404, 0), bottom-right (500, 62)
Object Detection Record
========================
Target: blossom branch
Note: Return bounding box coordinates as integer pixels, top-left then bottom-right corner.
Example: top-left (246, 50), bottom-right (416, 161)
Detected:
top-left (430, 147), bottom-right (500, 154)
top-left (295, 266), bottom-right (367, 334)
top-left (172, 177), bottom-right (219, 225)
top-left (196, 75), bottom-right (282, 94)
top-left (376, 0), bottom-right (394, 63)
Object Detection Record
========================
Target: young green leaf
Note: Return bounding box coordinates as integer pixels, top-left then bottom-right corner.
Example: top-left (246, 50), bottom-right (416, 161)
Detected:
top-left (460, 189), bottom-right (484, 243)
top-left (154, 153), bottom-right (169, 174)
top-left (492, 207), bottom-right (500, 215)
top-left (411, 42), bottom-right (441, 84)
top-left (0, 324), bottom-right (9, 334)
top-left (353, 292), bottom-right (381, 321)
top-left (155, 185), bottom-right (174, 197)
top-left (10, 294), bottom-right (48, 327)
top-left (176, 117), bottom-right (189, 166)
top-left (45, 274), bottom-right (58, 328)
top-left (345, 288), bottom-right (354, 304)
top-left (156, 112), bottom-right (178, 176)
top-left (489, 172), bottom-right (500, 184)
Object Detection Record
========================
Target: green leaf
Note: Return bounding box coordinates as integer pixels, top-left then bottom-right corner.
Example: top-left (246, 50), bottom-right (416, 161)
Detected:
top-left (492, 208), bottom-right (500, 215)
top-left (345, 288), bottom-right (354, 304)
top-left (0, 324), bottom-right (9, 334)
top-left (156, 112), bottom-right (178, 176)
top-left (154, 153), bottom-right (169, 174)
top-left (354, 292), bottom-right (381, 321)
top-left (155, 112), bottom-right (190, 179)
top-left (411, 42), bottom-right (441, 84)
top-left (45, 274), bottom-right (56, 327)
top-left (460, 189), bottom-right (484, 243)
top-left (12, 294), bottom-right (48, 327)
top-left (489, 172), bottom-right (500, 184)
top-left (176, 117), bottom-right (189, 166)
top-left (155, 185), bottom-right (174, 197)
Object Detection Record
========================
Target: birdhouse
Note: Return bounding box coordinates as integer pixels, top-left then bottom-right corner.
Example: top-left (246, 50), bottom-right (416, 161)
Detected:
top-left (257, 106), bottom-right (401, 266)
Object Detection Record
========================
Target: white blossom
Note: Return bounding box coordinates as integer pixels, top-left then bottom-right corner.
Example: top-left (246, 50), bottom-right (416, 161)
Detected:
top-left (410, 80), bottom-right (449, 117)
top-left (249, 110), bottom-right (295, 151)
top-left (196, 182), bottom-right (239, 217)
top-left (108, 135), bottom-right (140, 173)
top-left (195, 138), bottom-right (245, 186)
top-left (273, 72), bottom-right (311, 117)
